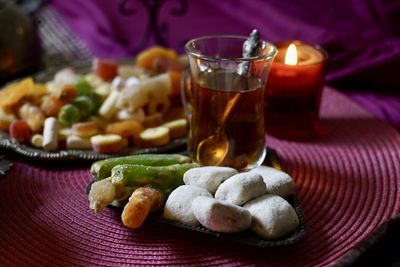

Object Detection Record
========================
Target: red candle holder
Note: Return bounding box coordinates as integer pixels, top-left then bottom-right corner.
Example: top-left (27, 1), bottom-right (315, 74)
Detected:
top-left (264, 40), bottom-right (327, 140)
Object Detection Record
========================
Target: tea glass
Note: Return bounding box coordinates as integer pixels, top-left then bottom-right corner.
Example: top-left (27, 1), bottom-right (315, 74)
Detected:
top-left (183, 35), bottom-right (276, 170)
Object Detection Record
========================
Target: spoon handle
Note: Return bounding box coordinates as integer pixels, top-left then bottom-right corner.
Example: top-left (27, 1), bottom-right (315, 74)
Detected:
top-left (220, 30), bottom-right (260, 126)
top-left (220, 93), bottom-right (241, 126)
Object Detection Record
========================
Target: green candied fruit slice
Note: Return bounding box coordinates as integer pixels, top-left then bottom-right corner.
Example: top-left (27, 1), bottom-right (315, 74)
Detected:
top-left (73, 95), bottom-right (95, 119)
top-left (58, 104), bottom-right (81, 126)
top-left (75, 77), bottom-right (93, 96)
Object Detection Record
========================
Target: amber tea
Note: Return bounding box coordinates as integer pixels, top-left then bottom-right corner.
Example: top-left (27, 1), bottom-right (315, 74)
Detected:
top-left (188, 71), bottom-right (266, 170)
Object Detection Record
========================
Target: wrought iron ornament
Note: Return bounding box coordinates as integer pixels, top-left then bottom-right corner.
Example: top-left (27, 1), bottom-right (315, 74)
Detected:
top-left (118, 0), bottom-right (188, 53)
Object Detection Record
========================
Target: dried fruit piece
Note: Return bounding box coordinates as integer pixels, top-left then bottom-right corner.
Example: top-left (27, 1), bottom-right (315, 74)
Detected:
top-left (0, 78), bottom-right (46, 109)
top-left (72, 121), bottom-right (98, 138)
top-left (105, 120), bottom-right (143, 139)
top-left (0, 108), bottom-right (16, 130)
top-left (169, 71), bottom-right (182, 101)
top-left (91, 134), bottom-right (123, 154)
top-left (66, 135), bottom-right (92, 150)
top-left (59, 84), bottom-right (77, 104)
top-left (58, 127), bottom-right (72, 141)
top-left (90, 153), bottom-right (191, 180)
top-left (9, 120), bottom-right (31, 143)
top-left (162, 119), bottom-right (187, 139)
top-left (136, 46), bottom-right (177, 69)
top-left (142, 113), bottom-right (163, 128)
top-left (18, 103), bottom-right (45, 132)
top-left (121, 186), bottom-right (164, 229)
top-left (41, 95), bottom-right (63, 117)
top-left (111, 163), bottom-right (200, 189)
top-left (89, 178), bottom-right (117, 213)
top-left (93, 59), bottom-right (119, 81)
top-left (139, 126), bottom-right (170, 147)
top-left (31, 134), bottom-right (44, 148)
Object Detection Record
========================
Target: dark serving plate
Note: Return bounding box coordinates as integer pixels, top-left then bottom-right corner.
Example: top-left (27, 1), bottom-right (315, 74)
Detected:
top-left (0, 60), bottom-right (187, 161)
top-left (88, 149), bottom-right (307, 247)
top-left (151, 194), bottom-right (307, 247)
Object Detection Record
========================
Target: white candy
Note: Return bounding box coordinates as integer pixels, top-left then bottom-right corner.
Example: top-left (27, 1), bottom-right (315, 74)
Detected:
top-left (116, 108), bottom-right (146, 122)
top-left (111, 76), bottom-right (125, 90)
top-left (54, 68), bottom-right (79, 87)
top-left (140, 73), bottom-right (172, 100)
top-left (117, 83), bottom-right (149, 111)
top-left (183, 166), bottom-right (237, 194)
top-left (250, 166), bottom-right (295, 197)
top-left (42, 117), bottom-right (59, 151)
top-left (30, 134), bottom-right (43, 148)
top-left (244, 194), bottom-right (299, 239)
top-left (117, 65), bottom-right (148, 79)
top-left (215, 172), bottom-right (266, 205)
top-left (99, 90), bottom-right (120, 119)
top-left (192, 196), bottom-right (251, 233)
top-left (125, 77), bottom-right (140, 87)
top-left (163, 185), bottom-right (212, 225)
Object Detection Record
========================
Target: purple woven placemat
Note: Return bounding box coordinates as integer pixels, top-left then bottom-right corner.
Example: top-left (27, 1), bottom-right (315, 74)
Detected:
top-left (0, 88), bottom-right (399, 266)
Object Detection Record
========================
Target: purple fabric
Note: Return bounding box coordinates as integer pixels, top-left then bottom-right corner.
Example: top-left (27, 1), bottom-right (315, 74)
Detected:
top-left (50, 0), bottom-right (400, 86)
top-left (49, 0), bottom-right (400, 129)
top-left (345, 91), bottom-right (400, 129)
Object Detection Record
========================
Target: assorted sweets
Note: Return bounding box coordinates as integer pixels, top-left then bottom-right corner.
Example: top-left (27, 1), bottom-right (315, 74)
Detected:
top-left (0, 46), bottom-right (189, 153)
top-left (87, 153), bottom-right (299, 240)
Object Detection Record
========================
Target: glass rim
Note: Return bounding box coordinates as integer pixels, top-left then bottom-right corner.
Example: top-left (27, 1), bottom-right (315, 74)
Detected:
top-left (184, 35), bottom-right (277, 62)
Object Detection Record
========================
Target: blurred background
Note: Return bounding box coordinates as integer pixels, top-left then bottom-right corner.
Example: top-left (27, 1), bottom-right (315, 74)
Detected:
top-left (1, 0), bottom-right (400, 128)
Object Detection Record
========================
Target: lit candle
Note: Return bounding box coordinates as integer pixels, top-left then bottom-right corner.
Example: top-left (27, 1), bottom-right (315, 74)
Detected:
top-left (284, 43), bottom-right (297, 65)
top-left (264, 41), bottom-right (327, 140)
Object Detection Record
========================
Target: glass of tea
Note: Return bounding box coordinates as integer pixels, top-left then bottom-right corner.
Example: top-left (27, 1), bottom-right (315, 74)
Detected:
top-left (183, 35), bottom-right (276, 170)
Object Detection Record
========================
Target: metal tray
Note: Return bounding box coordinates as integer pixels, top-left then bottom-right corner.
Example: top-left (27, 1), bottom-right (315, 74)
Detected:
top-left (0, 60), bottom-right (186, 161)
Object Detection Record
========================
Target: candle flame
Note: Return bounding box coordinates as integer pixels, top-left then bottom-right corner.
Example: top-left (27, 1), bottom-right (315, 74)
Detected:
top-left (284, 43), bottom-right (298, 65)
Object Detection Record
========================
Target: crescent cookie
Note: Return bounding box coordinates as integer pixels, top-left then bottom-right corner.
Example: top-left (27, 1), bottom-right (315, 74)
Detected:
top-left (183, 166), bottom-right (237, 194)
top-left (250, 166), bottom-right (295, 197)
top-left (163, 185), bottom-right (212, 225)
top-left (244, 194), bottom-right (299, 239)
top-left (215, 172), bottom-right (266, 205)
top-left (192, 196), bottom-right (252, 233)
